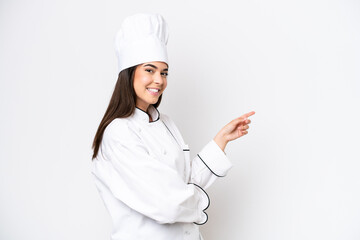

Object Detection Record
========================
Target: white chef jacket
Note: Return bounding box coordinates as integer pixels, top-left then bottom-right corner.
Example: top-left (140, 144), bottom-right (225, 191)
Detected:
top-left (92, 105), bottom-right (233, 240)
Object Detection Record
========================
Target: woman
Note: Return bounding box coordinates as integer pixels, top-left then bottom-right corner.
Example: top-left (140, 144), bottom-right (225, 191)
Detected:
top-left (92, 13), bottom-right (255, 240)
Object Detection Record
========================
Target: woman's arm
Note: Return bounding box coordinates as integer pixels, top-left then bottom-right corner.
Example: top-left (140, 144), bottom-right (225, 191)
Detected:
top-left (189, 111), bottom-right (255, 189)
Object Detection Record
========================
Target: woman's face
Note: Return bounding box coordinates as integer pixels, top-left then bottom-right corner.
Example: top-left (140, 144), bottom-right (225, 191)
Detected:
top-left (133, 61), bottom-right (168, 111)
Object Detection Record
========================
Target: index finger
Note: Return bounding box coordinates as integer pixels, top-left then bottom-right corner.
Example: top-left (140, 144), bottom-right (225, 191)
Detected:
top-left (241, 111), bottom-right (255, 119)
top-left (232, 111), bottom-right (256, 123)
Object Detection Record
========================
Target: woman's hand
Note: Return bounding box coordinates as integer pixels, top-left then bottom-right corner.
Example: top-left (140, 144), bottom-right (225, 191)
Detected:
top-left (213, 111), bottom-right (255, 152)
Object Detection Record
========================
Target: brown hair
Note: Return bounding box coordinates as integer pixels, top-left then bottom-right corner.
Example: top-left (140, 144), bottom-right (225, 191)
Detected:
top-left (91, 65), bottom-right (162, 159)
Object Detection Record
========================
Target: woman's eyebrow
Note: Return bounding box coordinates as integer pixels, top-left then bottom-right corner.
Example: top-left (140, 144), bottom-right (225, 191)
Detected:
top-left (143, 64), bottom-right (157, 69)
top-left (143, 64), bottom-right (168, 71)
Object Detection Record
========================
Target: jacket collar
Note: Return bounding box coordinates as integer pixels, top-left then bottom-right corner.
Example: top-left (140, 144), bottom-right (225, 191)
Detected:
top-left (133, 105), bottom-right (160, 123)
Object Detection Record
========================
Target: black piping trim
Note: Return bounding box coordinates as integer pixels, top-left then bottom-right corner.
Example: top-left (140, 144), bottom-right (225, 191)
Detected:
top-left (188, 183), bottom-right (210, 225)
top-left (135, 106), bottom-right (160, 123)
top-left (197, 154), bottom-right (226, 178)
top-left (161, 120), bottom-right (181, 147)
top-left (183, 149), bottom-right (190, 151)
top-left (194, 212), bottom-right (208, 226)
top-left (152, 106), bottom-right (160, 122)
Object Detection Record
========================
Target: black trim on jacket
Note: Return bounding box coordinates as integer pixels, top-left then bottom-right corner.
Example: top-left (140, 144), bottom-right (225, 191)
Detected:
top-left (188, 183), bottom-right (210, 225)
top-left (197, 154), bottom-right (226, 178)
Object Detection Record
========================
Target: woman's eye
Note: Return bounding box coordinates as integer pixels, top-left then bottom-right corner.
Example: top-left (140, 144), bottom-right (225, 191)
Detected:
top-left (161, 72), bottom-right (168, 76)
top-left (145, 69), bottom-right (153, 73)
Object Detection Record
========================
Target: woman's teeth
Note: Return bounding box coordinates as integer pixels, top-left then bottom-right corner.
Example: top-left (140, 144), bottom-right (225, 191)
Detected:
top-left (147, 88), bottom-right (159, 93)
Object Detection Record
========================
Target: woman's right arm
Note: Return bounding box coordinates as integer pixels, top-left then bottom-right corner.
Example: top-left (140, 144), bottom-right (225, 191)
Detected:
top-left (92, 119), bottom-right (209, 225)
top-left (188, 111), bottom-right (255, 189)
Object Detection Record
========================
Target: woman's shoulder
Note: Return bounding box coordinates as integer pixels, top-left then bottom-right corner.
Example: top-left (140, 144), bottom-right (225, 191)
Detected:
top-left (106, 117), bottom-right (129, 131)
top-left (103, 118), bottom-right (139, 141)
top-left (159, 112), bottom-right (173, 124)
top-left (159, 112), bottom-right (186, 143)
top-left (160, 113), bottom-right (178, 129)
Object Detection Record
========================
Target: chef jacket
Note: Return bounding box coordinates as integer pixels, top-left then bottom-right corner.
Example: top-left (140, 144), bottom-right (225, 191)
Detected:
top-left (92, 105), bottom-right (233, 240)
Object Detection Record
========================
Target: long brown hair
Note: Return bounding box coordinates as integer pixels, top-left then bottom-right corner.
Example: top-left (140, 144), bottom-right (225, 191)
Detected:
top-left (92, 65), bottom-right (162, 159)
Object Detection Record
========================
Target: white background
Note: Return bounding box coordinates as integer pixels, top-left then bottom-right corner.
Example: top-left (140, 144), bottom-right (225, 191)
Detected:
top-left (1, 0), bottom-right (360, 239)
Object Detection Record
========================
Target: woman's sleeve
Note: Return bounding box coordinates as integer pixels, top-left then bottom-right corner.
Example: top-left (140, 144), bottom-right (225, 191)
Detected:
top-left (188, 140), bottom-right (233, 190)
top-left (160, 114), bottom-right (233, 190)
top-left (91, 119), bottom-right (209, 225)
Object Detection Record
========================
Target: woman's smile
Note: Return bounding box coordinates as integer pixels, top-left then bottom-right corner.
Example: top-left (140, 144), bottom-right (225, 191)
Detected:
top-left (147, 88), bottom-right (161, 95)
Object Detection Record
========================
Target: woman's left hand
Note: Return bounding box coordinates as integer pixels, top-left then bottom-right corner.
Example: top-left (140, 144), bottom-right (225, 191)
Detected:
top-left (213, 111), bottom-right (255, 152)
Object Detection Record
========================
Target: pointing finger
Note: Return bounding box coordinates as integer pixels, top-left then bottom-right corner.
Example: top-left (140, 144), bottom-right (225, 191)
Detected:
top-left (243, 111), bottom-right (255, 118)
top-left (237, 111), bottom-right (255, 121)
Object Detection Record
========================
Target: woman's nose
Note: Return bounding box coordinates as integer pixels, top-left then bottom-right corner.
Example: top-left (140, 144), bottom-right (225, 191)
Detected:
top-left (153, 73), bottom-right (164, 84)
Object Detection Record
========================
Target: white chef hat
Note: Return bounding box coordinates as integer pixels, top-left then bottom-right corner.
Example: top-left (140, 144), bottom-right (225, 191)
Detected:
top-left (114, 13), bottom-right (169, 74)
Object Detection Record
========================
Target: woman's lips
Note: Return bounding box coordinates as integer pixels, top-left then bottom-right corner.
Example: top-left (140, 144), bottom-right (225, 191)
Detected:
top-left (147, 88), bottom-right (160, 96)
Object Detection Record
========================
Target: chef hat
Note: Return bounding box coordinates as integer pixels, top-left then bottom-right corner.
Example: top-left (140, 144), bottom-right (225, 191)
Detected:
top-left (114, 13), bottom-right (169, 74)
